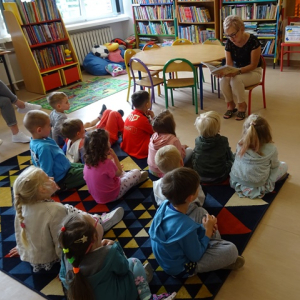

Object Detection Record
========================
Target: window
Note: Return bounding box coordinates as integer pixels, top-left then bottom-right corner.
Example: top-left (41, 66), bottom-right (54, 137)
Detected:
top-left (56, 0), bottom-right (122, 24)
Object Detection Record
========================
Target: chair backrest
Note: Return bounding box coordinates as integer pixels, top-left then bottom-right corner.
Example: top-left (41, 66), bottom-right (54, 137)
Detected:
top-left (203, 38), bottom-right (223, 46)
top-left (129, 57), bottom-right (155, 87)
top-left (260, 55), bottom-right (266, 84)
top-left (142, 43), bottom-right (160, 51)
top-left (163, 58), bottom-right (196, 79)
top-left (172, 38), bottom-right (193, 46)
top-left (124, 49), bottom-right (138, 74)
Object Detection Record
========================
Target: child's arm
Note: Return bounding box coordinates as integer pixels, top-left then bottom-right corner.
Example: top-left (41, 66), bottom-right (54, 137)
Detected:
top-left (146, 110), bottom-right (155, 119)
top-left (109, 148), bottom-right (123, 176)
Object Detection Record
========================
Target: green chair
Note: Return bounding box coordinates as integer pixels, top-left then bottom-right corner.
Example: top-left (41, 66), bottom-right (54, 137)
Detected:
top-left (163, 58), bottom-right (198, 114)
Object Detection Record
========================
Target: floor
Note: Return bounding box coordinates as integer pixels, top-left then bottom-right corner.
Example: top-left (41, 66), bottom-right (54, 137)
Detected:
top-left (1, 62), bottom-right (300, 299)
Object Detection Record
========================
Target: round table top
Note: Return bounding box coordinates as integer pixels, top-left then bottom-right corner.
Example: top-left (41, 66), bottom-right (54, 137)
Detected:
top-left (134, 44), bottom-right (225, 66)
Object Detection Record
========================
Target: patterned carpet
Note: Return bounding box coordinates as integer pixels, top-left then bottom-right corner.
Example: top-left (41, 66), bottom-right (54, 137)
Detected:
top-left (30, 77), bottom-right (129, 113)
top-left (0, 146), bottom-right (288, 300)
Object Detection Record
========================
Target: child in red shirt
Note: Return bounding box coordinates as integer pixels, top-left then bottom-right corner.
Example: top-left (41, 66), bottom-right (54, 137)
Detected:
top-left (96, 109), bottom-right (124, 145)
top-left (121, 91), bottom-right (154, 159)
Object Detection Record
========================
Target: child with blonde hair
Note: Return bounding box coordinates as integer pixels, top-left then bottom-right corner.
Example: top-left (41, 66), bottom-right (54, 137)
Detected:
top-left (59, 214), bottom-right (176, 300)
top-left (61, 119), bottom-right (86, 163)
top-left (47, 92), bottom-right (106, 146)
top-left (83, 129), bottom-right (149, 204)
top-left (192, 111), bottom-right (234, 183)
top-left (148, 110), bottom-right (192, 177)
top-left (9, 166), bottom-right (124, 272)
top-left (230, 114), bottom-right (288, 198)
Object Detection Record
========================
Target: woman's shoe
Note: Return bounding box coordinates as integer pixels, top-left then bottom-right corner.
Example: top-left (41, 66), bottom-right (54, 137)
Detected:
top-left (235, 111), bottom-right (246, 121)
top-left (223, 108), bottom-right (237, 119)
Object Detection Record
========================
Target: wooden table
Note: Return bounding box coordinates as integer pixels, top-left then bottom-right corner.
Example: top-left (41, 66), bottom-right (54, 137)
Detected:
top-left (134, 44), bottom-right (225, 109)
top-left (0, 50), bottom-right (15, 94)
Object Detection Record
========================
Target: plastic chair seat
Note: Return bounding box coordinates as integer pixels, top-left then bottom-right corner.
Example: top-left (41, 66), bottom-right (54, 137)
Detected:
top-left (166, 78), bottom-right (195, 88)
top-left (147, 66), bottom-right (163, 72)
top-left (136, 76), bottom-right (164, 87)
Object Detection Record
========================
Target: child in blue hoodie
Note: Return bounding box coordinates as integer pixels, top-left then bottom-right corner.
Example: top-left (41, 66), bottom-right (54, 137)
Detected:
top-left (149, 168), bottom-right (244, 277)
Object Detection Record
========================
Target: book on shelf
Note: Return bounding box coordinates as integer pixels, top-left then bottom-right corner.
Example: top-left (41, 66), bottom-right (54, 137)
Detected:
top-left (201, 62), bottom-right (239, 76)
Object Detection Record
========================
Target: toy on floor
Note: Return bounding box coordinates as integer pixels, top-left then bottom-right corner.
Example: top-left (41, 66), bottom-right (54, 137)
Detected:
top-left (92, 44), bottom-right (109, 58)
top-left (64, 49), bottom-right (73, 64)
top-left (105, 42), bottom-right (125, 63)
top-left (105, 63), bottom-right (127, 77)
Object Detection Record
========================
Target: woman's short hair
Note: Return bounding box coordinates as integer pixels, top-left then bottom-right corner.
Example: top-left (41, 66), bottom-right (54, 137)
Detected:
top-left (223, 15), bottom-right (244, 32)
top-left (194, 111), bottom-right (220, 138)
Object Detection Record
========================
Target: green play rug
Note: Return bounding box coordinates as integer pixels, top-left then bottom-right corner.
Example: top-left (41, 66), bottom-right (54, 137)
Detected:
top-left (31, 77), bottom-right (129, 113)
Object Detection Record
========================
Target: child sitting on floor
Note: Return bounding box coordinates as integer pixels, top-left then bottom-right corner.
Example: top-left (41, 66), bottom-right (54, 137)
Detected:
top-left (59, 214), bottom-right (176, 300)
top-left (230, 114), bottom-right (288, 199)
top-left (9, 166), bottom-right (124, 272)
top-left (148, 110), bottom-right (193, 177)
top-left (121, 91), bottom-right (154, 159)
top-left (83, 129), bottom-right (149, 204)
top-left (24, 110), bottom-right (86, 190)
top-left (149, 167), bottom-right (245, 278)
top-left (153, 145), bottom-right (205, 211)
top-left (192, 111), bottom-right (234, 183)
top-left (47, 92), bottom-right (106, 146)
top-left (61, 119), bottom-right (85, 163)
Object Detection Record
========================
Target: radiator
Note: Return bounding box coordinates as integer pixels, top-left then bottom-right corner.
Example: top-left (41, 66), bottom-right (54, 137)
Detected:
top-left (70, 27), bottom-right (113, 65)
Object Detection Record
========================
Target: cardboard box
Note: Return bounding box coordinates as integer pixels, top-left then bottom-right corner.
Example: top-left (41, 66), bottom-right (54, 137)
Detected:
top-left (285, 26), bottom-right (300, 43)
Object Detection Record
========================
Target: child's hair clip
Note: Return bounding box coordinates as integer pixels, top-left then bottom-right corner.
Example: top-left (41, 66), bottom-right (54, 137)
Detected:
top-left (63, 248), bottom-right (69, 254)
top-left (68, 257), bottom-right (75, 264)
top-left (61, 226), bottom-right (66, 232)
top-left (20, 222), bottom-right (25, 228)
top-left (73, 267), bottom-right (80, 274)
top-left (74, 235), bottom-right (88, 244)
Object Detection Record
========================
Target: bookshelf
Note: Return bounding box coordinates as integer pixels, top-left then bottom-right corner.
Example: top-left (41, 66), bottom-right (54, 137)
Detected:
top-left (175, 0), bottom-right (219, 43)
top-left (3, 0), bottom-right (82, 94)
top-left (132, 0), bottom-right (177, 48)
top-left (220, 0), bottom-right (283, 68)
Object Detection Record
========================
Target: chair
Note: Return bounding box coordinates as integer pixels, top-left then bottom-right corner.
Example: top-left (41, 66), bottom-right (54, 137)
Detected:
top-left (280, 16), bottom-right (300, 71)
top-left (203, 38), bottom-right (224, 98)
top-left (163, 58), bottom-right (198, 114)
top-left (124, 49), bottom-right (159, 102)
top-left (172, 38), bottom-right (193, 46)
top-left (245, 55), bottom-right (266, 115)
top-left (129, 57), bottom-right (164, 106)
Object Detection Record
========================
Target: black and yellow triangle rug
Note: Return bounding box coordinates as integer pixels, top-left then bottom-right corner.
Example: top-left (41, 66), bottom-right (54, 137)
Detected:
top-left (0, 145), bottom-right (288, 299)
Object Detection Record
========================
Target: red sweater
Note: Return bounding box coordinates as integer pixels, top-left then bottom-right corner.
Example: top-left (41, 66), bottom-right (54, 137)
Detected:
top-left (121, 109), bottom-right (154, 159)
top-left (97, 110), bottom-right (124, 144)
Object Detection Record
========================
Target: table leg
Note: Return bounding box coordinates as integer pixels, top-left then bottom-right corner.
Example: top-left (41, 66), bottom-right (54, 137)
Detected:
top-left (198, 64), bottom-right (203, 110)
top-left (0, 54), bottom-right (16, 94)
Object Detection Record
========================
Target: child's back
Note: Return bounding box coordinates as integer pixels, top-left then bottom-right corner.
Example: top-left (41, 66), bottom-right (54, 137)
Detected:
top-left (230, 114), bottom-right (288, 198)
top-left (121, 91), bottom-right (154, 159)
top-left (192, 111), bottom-right (234, 183)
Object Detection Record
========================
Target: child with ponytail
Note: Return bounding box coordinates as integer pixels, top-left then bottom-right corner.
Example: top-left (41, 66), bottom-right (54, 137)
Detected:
top-left (230, 114), bottom-right (288, 198)
top-left (10, 166), bottom-right (124, 272)
top-left (59, 214), bottom-right (176, 300)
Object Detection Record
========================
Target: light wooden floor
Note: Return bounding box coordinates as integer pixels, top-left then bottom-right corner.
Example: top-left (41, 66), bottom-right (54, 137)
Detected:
top-left (1, 63), bottom-right (300, 299)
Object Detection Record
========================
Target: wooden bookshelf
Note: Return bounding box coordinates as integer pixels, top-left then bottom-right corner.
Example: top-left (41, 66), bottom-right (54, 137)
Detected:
top-left (220, 0), bottom-right (283, 68)
top-left (176, 0), bottom-right (219, 43)
top-left (3, 1), bottom-right (82, 94)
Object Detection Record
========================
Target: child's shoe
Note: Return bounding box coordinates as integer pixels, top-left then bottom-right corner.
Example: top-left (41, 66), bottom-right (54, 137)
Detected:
top-left (17, 102), bottom-right (42, 113)
top-left (222, 255), bottom-right (245, 270)
top-left (12, 131), bottom-right (31, 143)
top-left (139, 171), bottom-right (149, 184)
top-left (144, 262), bottom-right (153, 283)
top-left (100, 104), bottom-right (107, 116)
top-left (100, 207), bottom-right (124, 231)
top-left (151, 292), bottom-right (177, 300)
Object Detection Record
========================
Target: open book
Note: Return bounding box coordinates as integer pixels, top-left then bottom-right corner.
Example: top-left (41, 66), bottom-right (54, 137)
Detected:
top-left (201, 62), bottom-right (239, 76)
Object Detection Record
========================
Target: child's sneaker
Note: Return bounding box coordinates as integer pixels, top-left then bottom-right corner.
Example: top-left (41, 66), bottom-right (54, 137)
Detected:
top-left (99, 104), bottom-right (107, 116)
top-left (222, 255), bottom-right (245, 270)
top-left (12, 131), bottom-right (31, 143)
top-left (100, 207), bottom-right (124, 231)
top-left (138, 171), bottom-right (149, 184)
top-left (144, 262), bottom-right (153, 283)
top-left (17, 102), bottom-right (42, 113)
top-left (151, 292), bottom-right (177, 300)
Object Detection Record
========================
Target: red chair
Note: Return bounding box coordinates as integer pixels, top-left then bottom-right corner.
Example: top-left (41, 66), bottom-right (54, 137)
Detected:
top-left (280, 16), bottom-right (300, 72)
top-left (245, 55), bottom-right (266, 115)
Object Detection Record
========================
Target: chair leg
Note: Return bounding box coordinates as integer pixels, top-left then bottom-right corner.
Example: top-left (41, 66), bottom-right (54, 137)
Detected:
top-left (262, 84), bottom-right (266, 108)
top-left (211, 74), bottom-right (214, 93)
top-left (202, 68), bottom-right (205, 83)
top-left (288, 46), bottom-right (290, 66)
top-left (152, 86), bottom-right (155, 104)
top-left (192, 87), bottom-right (195, 105)
top-left (214, 76), bottom-right (217, 90)
top-left (194, 86), bottom-right (198, 114)
top-left (126, 80), bottom-right (131, 102)
top-left (248, 90), bottom-right (252, 116)
top-left (217, 78), bottom-right (220, 98)
top-left (170, 88), bottom-right (174, 106)
top-left (164, 86), bottom-right (169, 109)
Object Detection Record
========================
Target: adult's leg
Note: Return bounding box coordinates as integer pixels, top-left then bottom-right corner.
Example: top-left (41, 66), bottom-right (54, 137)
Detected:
top-left (0, 96), bottom-right (18, 129)
top-left (196, 239), bottom-right (238, 273)
top-left (220, 77), bottom-right (235, 107)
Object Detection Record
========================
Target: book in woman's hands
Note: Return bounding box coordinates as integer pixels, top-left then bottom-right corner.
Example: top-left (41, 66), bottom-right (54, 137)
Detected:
top-left (201, 62), bottom-right (239, 76)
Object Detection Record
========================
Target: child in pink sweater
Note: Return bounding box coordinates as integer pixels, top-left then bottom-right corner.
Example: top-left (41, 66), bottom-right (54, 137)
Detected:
top-left (147, 110), bottom-right (193, 177)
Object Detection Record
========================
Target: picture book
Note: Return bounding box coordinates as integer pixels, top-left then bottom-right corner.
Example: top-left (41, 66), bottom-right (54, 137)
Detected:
top-left (201, 62), bottom-right (239, 76)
